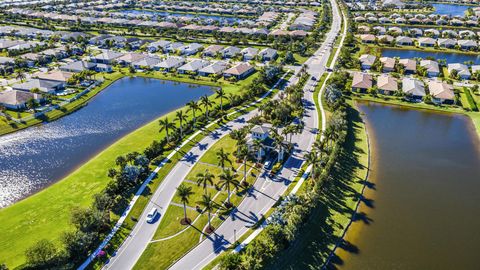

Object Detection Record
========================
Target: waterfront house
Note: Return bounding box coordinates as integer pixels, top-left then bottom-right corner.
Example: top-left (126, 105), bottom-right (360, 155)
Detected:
top-left (402, 77), bottom-right (425, 100)
top-left (223, 62), bottom-right (255, 80)
top-left (198, 61), bottom-right (229, 77)
top-left (427, 81), bottom-right (455, 104)
top-left (116, 53), bottom-right (147, 66)
top-left (258, 48), bottom-right (278, 62)
top-left (396, 36), bottom-right (413, 46)
top-left (457, 40), bottom-right (478, 50)
top-left (380, 57), bottom-right (396, 72)
top-left (378, 35), bottom-right (394, 44)
top-left (95, 63), bottom-right (112, 73)
top-left (420, 60), bottom-right (440, 77)
top-left (418, 37), bottom-right (436, 47)
top-left (0, 89), bottom-right (42, 110)
top-left (12, 78), bottom-right (64, 93)
top-left (373, 26), bottom-right (387, 35)
top-left (155, 57), bottom-right (185, 72)
top-left (203, 45), bottom-right (224, 57)
top-left (448, 63), bottom-right (471, 80)
top-left (437, 38), bottom-right (457, 48)
top-left (472, 65), bottom-right (480, 75)
top-left (399, 58), bottom-right (417, 74)
top-left (178, 59), bottom-right (210, 74)
top-left (60, 61), bottom-right (96, 73)
top-left (377, 74), bottom-right (398, 95)
top-left (359, 54), bottom-right (376, 70)
top-left (351, 72), bottom-right (372, 92)
top-left (165, 42), bottom-right (184, 53)
top-left (132, 56), bottom-right (162, 70)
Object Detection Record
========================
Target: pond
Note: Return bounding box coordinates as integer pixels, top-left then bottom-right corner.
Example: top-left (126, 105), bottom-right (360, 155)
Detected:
top-left (120, 10), bottom-right (247, 25)
top-left (336, 102), bottom-right (480, 269)
top-left (0, 77), bottom-right (213, 208)
top-left (382, 48), bottom-right (480, 65)
top-left (431, 3), bottom-right (470, 16)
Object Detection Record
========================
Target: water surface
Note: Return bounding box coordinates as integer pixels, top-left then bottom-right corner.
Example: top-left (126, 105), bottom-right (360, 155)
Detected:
top-left (336, 102), bottom-right (480, 269)
top-left (432, 3), bottom-right (470, 16)
top-left (382, 48), bottom-right (480, 65)
top-left (120, 10), bottom-right (246, 24)
top-left (0, 77), bottom-right (212, 207)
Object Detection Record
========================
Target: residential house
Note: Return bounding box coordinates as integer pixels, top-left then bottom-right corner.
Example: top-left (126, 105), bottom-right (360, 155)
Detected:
top-left (427, 81), bottom-right (455, 104)
top-left (155, 57), bottom-right (185, 72)
top-left (402, 77), bottom-right (426, 100)
top-left (448, 63), bottom-right (471, 79)
top-left (178, 59), bottom-right (210, 74)
top-left (91, 50), bottom-right (123, 64)
top-left (0, 89), bottom-right (42, 110)
top-left (165, 42), bottom-right (184, 53)
top-left (198, 61), bottom-right (229, 77)
top-left (420, 60), bottom-right (440, 77)
top-left (60, 61), bottom-right (96, 73)
top-left (12, 79), bottom-right (64, 93)
top-left (95, 63), bottom-right (113, 73)
top-left (132, 56), bottom-right (162, 70)
top-left (180, 43), bottom-right (203, 56)
top-left (458, 39), bottom-right (478, 50)
top-left (359, 54), bottom-right (376, 70)
top-left (116, 53), bottom-right (147, 66)
top-left (203, 45), bottom-right (224, 57)
top-left (258, 48), bottom-right (278, 62)
top-left (399, 58), bottom-right (417, 74)
top-left (246, 124), bottom-right (278, 159)
top-left (351, 72), bottom-right (372, 92)
top-left (380, 57), bottom-right (396, 72)
top-left (377, 74), bottom-right (398, 95)
top-left (241, 47), bottom-right (259, 61)
top-left (359, 34), bottom-right (376, 44)
top-left (396, 36), bottom-right (413, 46)
top-left (35, 71), bottom-right (74, 87)
top-left (437, 38), bottom-right (457, 48)
top-left (418, 37), bottom-right (436, 47)
top-left (147, 40), bottom-right (171, 53)
top-left (221, 46), bottom-right (242, 59)
top-left (223, 62), bottom-right (255, 80)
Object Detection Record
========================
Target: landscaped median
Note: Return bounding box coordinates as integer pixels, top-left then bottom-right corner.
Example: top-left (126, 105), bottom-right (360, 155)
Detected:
top-left (0, 66), bottom-right (286, 269)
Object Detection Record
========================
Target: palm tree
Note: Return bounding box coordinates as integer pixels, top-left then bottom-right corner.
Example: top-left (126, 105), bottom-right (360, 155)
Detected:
top-left (218, 169), bottom-right (239, 207)
top-left (216, 148), bottom-right (232, 170)
top-left (175, 110), bottom-right (188, 138)
top-left (238, 145), bottom-right (250, 183)
top-left (196, 169), bottom-right (215, 195)
top-left (304, 151), bottom-right (320, 180)
top-left (186, 100), bottom-right (201, 127)
top-left (197, 193), bottom-right (215, 232)
top-left (252, 139), bottom-right (264, 164)
top-left (200, 95), bottom-right (213, 119)
top-left (230, 129), bottom-right (246, 157)
top-left (215, 88), bottom-right (226, 112)
top-left (15, 71), bottom-right (26, 82)
top-left (159, 117), bottom-right (175, 143)
top-left (176, 183), bottom-right (194, 224)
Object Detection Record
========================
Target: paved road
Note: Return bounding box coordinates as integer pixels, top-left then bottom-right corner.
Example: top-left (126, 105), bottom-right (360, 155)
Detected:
top-left (168, 0), bottom-right (342, 269)
top-left (102, 72), bottom-right (298, 270)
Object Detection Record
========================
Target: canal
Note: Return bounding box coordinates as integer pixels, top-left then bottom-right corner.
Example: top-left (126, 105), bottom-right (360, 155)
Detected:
top-left (0, 77), bottom-right (212, 207)
top-left (336, 102), bottom-right (480, 269)
top-left (120, 10), bottom-right (247, 24)
top-left (382, 48), bottom-right (480, 65)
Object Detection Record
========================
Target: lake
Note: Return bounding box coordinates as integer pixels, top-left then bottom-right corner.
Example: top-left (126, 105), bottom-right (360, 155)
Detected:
top-left (120, 10), bottom-right (247, 24)
top-left (0, 77), bottom-right (212, 208)
top-left (382, 48), bottom-right (480, 65)
top-left (336, 102), bottom-right (480, 269)
top-left (432, 3), bottom-right (470, 16)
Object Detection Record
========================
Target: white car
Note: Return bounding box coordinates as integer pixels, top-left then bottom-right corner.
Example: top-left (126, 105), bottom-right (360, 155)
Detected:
top-left (146, 208), bottom-right (158, 223)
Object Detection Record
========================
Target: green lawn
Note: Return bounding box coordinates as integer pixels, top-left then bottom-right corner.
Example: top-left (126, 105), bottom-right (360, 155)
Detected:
top-left (0, 70), bottom-right (254, 268)
top-left (152, 206), bottom-right (201, 240)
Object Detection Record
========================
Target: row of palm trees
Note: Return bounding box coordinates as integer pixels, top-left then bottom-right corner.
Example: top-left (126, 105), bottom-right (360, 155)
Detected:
top-left (159, 89), bottom-right (227, 143)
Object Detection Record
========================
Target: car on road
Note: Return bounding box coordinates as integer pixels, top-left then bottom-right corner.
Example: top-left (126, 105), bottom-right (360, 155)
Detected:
top-left (264, 160), bottom-right (273, 170)
top-left (146, 208), bottom-right (159, 223)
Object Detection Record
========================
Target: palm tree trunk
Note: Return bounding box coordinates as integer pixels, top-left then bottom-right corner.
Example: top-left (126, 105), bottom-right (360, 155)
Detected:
top-left (208, 210), bottom-right (211, 229)
top-left (227, 185), bottom-right (231, 204)
top-left (183, 202), bottom-right (187, 221)
top-left (193, 110), bottom-right (196, 126)
top-left (243, 158), bottom-right (247, 182)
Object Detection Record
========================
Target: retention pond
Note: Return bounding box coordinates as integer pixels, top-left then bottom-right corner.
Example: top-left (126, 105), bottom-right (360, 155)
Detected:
top-left (336, 102), bottom-right (480, 269)
top-left (0, 77), bottom-right (212, 207)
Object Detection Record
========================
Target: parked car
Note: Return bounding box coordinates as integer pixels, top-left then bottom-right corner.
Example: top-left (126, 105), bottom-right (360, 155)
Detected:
top-left (146, 208), bottom-right (158, 223)
top-left (264, 160), bottom-right (273, 170)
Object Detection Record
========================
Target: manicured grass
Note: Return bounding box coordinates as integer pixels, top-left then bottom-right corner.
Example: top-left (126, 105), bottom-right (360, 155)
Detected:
top-left (198, 135), bottom-right (238, 166)
top-left (152, 206), bottom-right (201, 240)
top-left (0, 70), bottom-right (253, 268)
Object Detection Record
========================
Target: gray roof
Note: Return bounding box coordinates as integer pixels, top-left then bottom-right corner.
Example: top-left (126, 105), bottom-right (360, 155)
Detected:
top-left (155, 57), bottom-right (185, 69)
top-left (402, 78), bottom-right (426, 96)
top-left (60, 61), bottom-right (96, 72)
top-left (12, 79), bottom-right (63, 93)
top-left (198, 61), bottom-right (229, 75)
top-left (0, 89), bottom-right (42, 106)
top-left (178, 59), bottom-right (210, 72)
